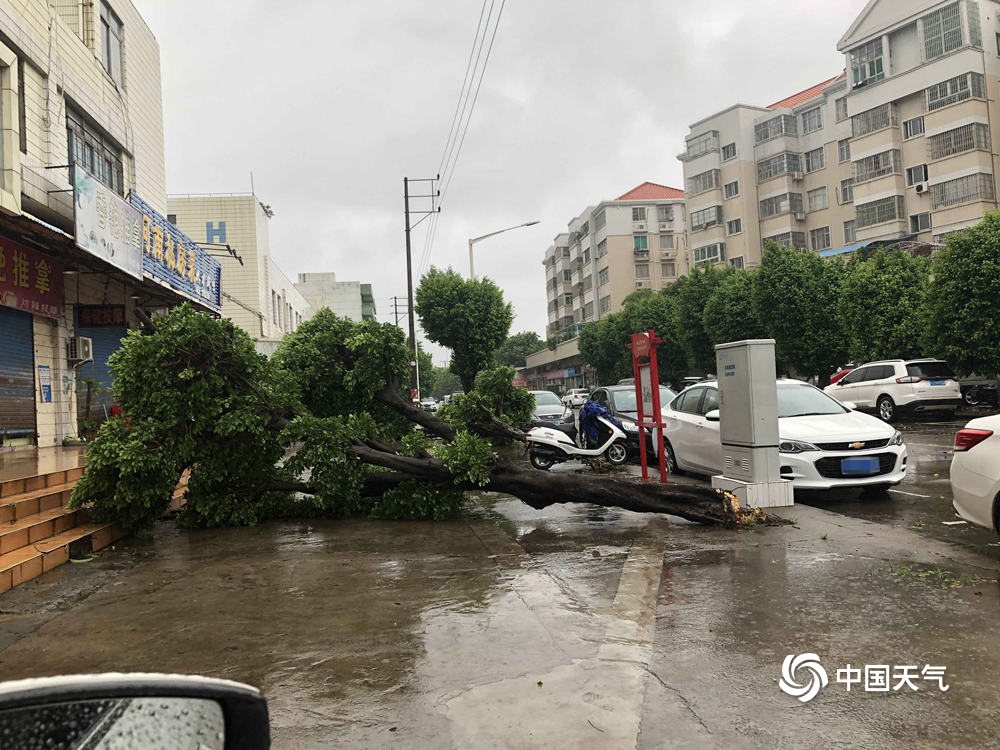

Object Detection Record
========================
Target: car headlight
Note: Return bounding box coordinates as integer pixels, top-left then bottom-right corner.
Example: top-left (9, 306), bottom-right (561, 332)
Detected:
top-left (890, 431), bottom-right (903, 446)
top-left (621, 420), bottom-right (639, 433)
top-left (778, 439), bottom-right (819, 454)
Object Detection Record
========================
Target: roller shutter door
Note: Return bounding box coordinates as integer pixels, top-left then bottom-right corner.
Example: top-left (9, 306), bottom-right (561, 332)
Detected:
top-left (0, 307), bottom-right (36, 438)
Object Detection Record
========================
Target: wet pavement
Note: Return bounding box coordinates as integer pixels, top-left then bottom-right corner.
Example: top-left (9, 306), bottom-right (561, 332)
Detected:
top-left (0, 420), bottom-right (999, 748)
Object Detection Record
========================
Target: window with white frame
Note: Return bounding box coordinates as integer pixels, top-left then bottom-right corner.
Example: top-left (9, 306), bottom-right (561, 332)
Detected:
top-left (854, 149), bottom-right (901, 183)
top-left (926, 72), bottom-right (985, 111)
top-left (838, 138), bottom-right (851, 163)
top-left (903, 117), bottom-right (925, 139)
top-left (632, 207), bottom-right (647, 222)
top-left (968, 0), bottom-right (982, 46)
top-left (910, 213), bottom-right (932, 233)
top-left (840, 178), bottom-right (854, 204)
top-left (801, 107), bottom-right (823, 134)
top-left (67, 109), bottom-right (125, 194)
top-left (724, 180), bottom-right (740, 199)
top-left (850, 38), bottom-right (884, 86)
top-left (856, 195), bottom-right (905, 227)
top-left (100, 2), bottom-right (124, 86)
top-left (757, 152), bottom-right (802, 182)
top-left (764, 232), bottom-right (807, 249)
top-left (729, 256), bottom-right (745, 269)
top-left (721, 142), bottom-right (737, 161)
top-left (804, 146), bottom-right (825, 173)
top-left (905, 164), bottom-right (928, 186)
top-left (931, 173), bottom-right (996, 208)
top-left (596, 239), bottom-right (607, 258)
top-left (635, 263), bottom-right (650, 278)
top-left (633, 235), bottom-right (649, 252)
top-left (726, 218), bottom-right (743, 235)
top-left (657, 204), bottom-right (673, 222)
top-left (688, 169), bottom-right (721, 195)
top-left (810, 226), bottom-right (832, 250)
top-left (690, 205), bottom-right (723, 231)
top-left (659, 233), bottom-right (674, 249)
top-left (928, 122), bottom-right (991, 159)
top-left (835, 97), bottom-right (848, 122)
top-left (844, 220), bottom-right (856, 243)
top-left (922, 3), bottom-right (963, 61)
top-left (807, 187), bottom-right (829, 212)
top-left (686, 131), bottom-right (719, 159)
top-left (759, 192), bottom-right (803, 219)
top-left (692, 242), bottom-right (725, 266)
top-left (599, 295), bottom-right (611, 313)
top-left (598, 267), bottom-right (609, 286)
top-left (754, 114), bottom-right (797, 144)
top-left (852, 103), bottom-right (897, 137)
top-left (661, 261), bottom-right (677, 277)
top-left (594, 209), bottom-right (606, 230)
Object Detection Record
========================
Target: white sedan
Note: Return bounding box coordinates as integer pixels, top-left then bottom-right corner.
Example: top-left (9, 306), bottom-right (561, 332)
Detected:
top-left (951, 414), bottom-right (1000, 534)
top-left (655, 379), bottom-right (907, 491)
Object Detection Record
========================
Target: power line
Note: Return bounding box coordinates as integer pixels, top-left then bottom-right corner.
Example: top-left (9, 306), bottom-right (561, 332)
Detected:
top-left (419, 0), bottom-right (507, 276)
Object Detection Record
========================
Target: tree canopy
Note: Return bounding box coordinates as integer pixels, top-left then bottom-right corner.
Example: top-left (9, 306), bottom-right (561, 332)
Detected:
top-left (415, 268), bottom-right (513, 392)
top-left (495, 331), bottom-right (544, 368)
top-left (702, 269), bottom-right (766, 347)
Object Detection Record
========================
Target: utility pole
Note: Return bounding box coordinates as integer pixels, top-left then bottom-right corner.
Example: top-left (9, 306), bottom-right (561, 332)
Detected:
top-left (403, 175), bottom-right (439, 404)
top-left (391, 296), bottom-right (409, 327)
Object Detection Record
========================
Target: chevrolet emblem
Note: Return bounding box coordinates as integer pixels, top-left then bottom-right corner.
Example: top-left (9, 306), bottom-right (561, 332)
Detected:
top-left (848, 441), bottom-right (866, 450)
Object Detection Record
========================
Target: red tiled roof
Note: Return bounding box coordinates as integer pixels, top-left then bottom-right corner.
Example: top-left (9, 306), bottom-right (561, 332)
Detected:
top-left (616, 182), bottom-right (685, 201)
top-left (768, 72), bottom-right (846, 110)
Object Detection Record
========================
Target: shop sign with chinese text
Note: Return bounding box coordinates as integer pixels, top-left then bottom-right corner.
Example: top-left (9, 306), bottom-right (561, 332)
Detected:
top-left (0, 236), bottom-right (63, 318)
top-left (77, 304), bottom-right (126, 327)
top-left (129, 192), bottom-right (222, 312)
top-left (73, 166), bottom-right (143, 279)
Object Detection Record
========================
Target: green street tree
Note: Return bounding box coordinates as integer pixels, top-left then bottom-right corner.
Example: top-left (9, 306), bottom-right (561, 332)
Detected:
top-left (924, 213), bottom-right (1000, 376)
top-left (578, 314), bottom-right (629, 385)
top-left (495, 331), bottom-right (544, 368)
top-left (838, 250), bottom-right (931, 364)
top-left (415, 267), bottom-right (513, 392)
top-left (430, 366), bottom-right (462, 400)
top-left (71, 305), bottom-right (761, 533)
top-left (417, 345), bottom-right (435, 396)
top-left (702, 269), bottom-right (766, 351)
top-left (752, 243), bottom-right (849, 385)
top-left (669, 265), bottom-right (724, 374)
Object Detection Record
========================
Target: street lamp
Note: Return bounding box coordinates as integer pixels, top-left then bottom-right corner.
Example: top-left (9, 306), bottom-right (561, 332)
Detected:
top-left (468, 220), bottom-right (540, 279)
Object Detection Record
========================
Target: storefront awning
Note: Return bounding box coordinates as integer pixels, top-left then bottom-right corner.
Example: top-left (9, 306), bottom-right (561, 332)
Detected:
top-left (818, 240), bottom-right (874, 258)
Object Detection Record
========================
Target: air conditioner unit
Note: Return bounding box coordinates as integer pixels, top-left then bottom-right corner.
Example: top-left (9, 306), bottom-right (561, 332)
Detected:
top-left (67, 336), bottom-right (93, 364)
top-left (791, 171), bottom-right (804, 181)
top-left (661, 250), bottom-right (676, 258)
top-left (634, 223), bottom-right (646, 231)
top-left (794, 212), bottom-right (807, 221)
top-left (635, 280), bottom-right (649, 288)
top-left (658, 222), bottom-right (671, 231)
top-left (915, 182), bottom-right (928, 194)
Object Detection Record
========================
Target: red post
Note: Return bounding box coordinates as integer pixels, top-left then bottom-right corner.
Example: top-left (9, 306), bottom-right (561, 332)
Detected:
top-left (629, 330), bottom-right (669, 484)
top-left (630, 334), bottom-right (649, 482)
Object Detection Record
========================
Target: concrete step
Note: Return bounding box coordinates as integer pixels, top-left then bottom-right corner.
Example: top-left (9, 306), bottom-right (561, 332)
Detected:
top-left (0, 506), bottom-right (82, 555)
top-left (0, 467), bottom-right (84, 500)
top-left (0, 522), bottom-right (125, 593)
top-left (0, 482), bottom-right (76, 524)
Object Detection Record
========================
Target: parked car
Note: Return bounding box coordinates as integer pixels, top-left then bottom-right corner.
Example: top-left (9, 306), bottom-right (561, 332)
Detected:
top-left (656, 379), bottom-right (907, 491)
top-left (562, 388), bottom-right (591, 408)
top-left (829, 365), bottom-right (855, 385)
top-left (529, 390), bottom-right (569, 422)
top-left (589, 384), bottom-right (677, 453)
top-left (823, 358), bottom-right (962, 422)
top-left (419, 398), bottom-right (438, 412)
top-left (617, 378), bottom-right (635, 386)
top-left (951, 414), bottom-right (1000, 535)
top-left (959, 376), bottom-right (1000, 407)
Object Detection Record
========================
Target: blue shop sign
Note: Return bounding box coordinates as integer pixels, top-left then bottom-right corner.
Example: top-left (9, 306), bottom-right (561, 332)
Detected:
top-left (129, 193), bottom-right (222, 312)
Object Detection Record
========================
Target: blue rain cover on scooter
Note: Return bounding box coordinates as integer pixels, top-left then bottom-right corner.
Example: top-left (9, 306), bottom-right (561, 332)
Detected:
top-left (579, 400), bottom-right (623, 444)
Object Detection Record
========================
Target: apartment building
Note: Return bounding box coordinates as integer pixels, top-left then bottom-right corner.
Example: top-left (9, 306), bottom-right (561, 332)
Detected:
top-left (294, 272), bottom-right (377, 322)
top-left (0, 0), bottom-right (221, 448)
top-left (168, 194), bottom-right (311, 355)
top-left (543, 182), bottom-right (686, 340)
top-left (840, 0), bottom-right (1000, 244)
top-left (679, 0), bottom-right (1000, 270)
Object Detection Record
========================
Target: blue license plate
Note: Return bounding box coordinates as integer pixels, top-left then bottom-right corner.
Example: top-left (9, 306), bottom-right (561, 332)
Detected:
top-left (930, 379), bottom-right (946, 386)
top-left (841, 457), bottom-right (880, 475)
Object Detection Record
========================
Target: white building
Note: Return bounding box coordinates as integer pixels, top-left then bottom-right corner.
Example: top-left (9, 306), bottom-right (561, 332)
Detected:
top-left (294, 273), bottom-right (376, 322)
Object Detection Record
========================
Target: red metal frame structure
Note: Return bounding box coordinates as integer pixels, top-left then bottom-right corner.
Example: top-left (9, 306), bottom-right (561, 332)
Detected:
top-left (629, 330), bottom-right (668, 483)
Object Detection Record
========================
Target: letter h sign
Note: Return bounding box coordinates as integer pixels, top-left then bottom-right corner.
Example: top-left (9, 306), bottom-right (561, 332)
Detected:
top-left (206, 221), bottom-right (227, 244)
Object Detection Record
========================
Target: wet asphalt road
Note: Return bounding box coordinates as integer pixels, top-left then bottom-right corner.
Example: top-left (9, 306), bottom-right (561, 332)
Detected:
top-left (0, 414), bottom-right (999, 748)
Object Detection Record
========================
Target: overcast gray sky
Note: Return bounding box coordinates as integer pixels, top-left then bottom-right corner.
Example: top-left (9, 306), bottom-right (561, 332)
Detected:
top-left (133, 0), bottom-right (869, 365)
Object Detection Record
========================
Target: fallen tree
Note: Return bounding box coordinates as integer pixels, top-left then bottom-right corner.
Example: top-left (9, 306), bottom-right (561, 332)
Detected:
top-left (72, 305), bottom-right (778, 532)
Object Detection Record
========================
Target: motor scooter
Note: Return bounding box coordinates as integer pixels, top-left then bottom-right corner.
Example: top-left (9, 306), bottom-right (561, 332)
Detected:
top-left (526, 403), bottom-right (630, 470)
